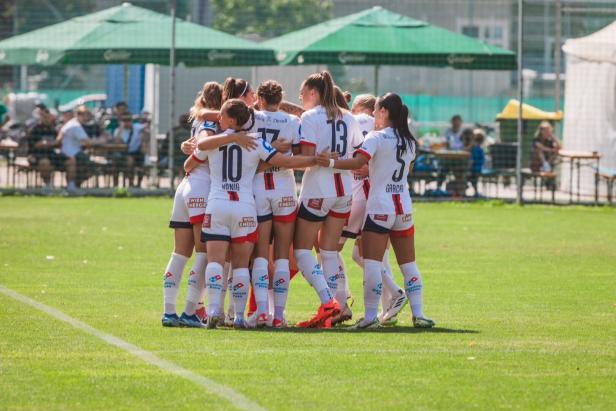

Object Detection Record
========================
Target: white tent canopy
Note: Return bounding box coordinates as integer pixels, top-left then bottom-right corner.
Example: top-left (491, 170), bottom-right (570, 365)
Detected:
top-left (561, 21), bottom-right (616, 195)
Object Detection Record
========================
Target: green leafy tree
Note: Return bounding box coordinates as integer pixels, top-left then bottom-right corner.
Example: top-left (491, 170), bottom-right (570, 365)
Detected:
top-left (211, 0), bottom-right (333, 39)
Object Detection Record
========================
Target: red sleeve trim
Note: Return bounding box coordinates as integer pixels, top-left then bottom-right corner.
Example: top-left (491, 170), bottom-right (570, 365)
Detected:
top-left (191, 153), bottom-right (205, 164)
top-left (355, 148), bottom-right (372, 160)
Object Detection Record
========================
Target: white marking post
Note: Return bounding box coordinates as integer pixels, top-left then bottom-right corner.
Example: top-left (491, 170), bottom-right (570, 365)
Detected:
top-left (0, 285), bottom-right (266, 411)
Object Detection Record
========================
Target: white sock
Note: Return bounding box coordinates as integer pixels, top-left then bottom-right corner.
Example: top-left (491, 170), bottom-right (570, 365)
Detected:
top-left (205, 262), bottom-right (224, 318)
top-left (381, 249), bottom-right (403, 296)
top-left (231, 268), bottom-right (250, 319)
top-left (363, 259), bottom-right (383, 322)
top-left (273, 259), bottom-right (290, 320)
top-left (400, 262), bottom-right (424, 318)
top-left (163, 253), bottom-right (189, 315)
top-left (321, 249), bottom-right (344, 305)
top-left (294, 249), bottom-right (332, 304)
top-left (337, 252), bottom-right (351, 302)
top-left (183, 252), bottom-right (207, 316)
top-left (351, 243), bottom-right (363, 268)
top-left (268, 288), bottom-right (275, 317)
top-left (218, 262), bottom-right (230, 313)
top-left (251, 257), bottom-right (269, 316)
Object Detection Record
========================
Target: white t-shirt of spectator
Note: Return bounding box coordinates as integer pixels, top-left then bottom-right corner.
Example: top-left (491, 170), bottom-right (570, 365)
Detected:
top-left (445, 127), bottom-right (464, 150)
top-left (60, 118), bottom-right (88, 157)
top-left (115, 123), bottom-right (145, 154)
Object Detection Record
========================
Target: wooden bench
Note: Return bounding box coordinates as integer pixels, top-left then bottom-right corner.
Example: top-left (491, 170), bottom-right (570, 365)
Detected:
top-left (521, 168), bottom-right (557, 204)
top-left (596, 167), bottom-right (616, 204)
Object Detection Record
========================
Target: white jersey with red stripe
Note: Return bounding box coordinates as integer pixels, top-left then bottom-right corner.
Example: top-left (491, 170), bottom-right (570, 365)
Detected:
top-left (351, 113), bottom-right (375, 199)
top-left (252, 110), bottom-right (300, 194)
top-left (188, 120), bottom-right (217, 181)
top-left (298, 105), bottom-right (363, 199)
top-left (196, 129), bottom-right (278, 205)
top-left (356, 127), bottom-right (416, 215)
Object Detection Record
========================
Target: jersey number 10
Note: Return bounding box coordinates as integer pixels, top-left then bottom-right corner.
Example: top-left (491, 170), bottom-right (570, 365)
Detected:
top-left (219, 145), bottom-right (242, 182)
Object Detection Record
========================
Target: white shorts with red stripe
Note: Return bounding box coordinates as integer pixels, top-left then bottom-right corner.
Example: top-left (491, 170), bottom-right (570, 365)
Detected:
top-left (342, 178), bottom-right (370, 239)
top-left (201, 198), bottom-right (258, 243)
top-left (297, 196), bottom-right (352, 222)
top-left (169, 177), bottom-right (210, 228)
top-left (253, 170), bottom-right (298, 223)
top-left (363, 213), bottom-right (415, 237)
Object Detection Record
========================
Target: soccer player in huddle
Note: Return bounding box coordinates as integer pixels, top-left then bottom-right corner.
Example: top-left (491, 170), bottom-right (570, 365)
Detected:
top-left (162, 72), bottom-right (433, 330)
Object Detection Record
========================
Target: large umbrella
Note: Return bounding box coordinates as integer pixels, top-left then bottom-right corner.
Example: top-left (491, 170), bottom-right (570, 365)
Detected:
top-left (263, 6), bottom-right (516, 91)
top-left (0, 2), bottom-right (276, 66)
top-left (0, 3), bottom-right (276, 188)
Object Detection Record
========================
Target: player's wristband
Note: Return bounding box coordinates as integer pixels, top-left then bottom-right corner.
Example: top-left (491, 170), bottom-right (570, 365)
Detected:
top-left (328, 159), bottom-right (335, 168)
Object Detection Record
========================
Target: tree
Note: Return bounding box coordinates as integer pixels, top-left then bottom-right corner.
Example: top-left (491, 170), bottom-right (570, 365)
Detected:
top-left (211, 0), bottom-right (333, 39)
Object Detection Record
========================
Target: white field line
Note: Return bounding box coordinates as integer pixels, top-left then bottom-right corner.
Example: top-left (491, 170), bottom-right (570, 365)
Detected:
top-left (0, 284), bottom-right (266, 411)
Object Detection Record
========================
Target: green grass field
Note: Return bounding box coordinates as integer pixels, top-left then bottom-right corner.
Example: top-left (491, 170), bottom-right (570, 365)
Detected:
top-left (1, 197), bottom-right (615, 410)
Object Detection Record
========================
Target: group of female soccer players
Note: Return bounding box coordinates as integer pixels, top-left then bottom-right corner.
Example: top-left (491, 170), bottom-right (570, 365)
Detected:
top-left (161, 71), bottom-right (434, 330)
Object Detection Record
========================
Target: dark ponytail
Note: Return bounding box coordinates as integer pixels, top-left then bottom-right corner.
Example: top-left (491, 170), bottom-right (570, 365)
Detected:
top-left (302, 70), bottom-right (342, 120)
top-left (377, 93), bottom-right (416, 154)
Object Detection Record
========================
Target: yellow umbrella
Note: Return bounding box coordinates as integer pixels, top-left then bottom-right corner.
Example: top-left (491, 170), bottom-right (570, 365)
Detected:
top-left (496, 99), bottom-right (563, 121)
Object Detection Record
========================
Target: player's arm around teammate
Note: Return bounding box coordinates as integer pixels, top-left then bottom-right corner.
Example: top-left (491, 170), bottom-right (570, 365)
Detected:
top-left (291, 71), bottom-right (363, 328)
top-left (316, 93), bottom-right (434, 330)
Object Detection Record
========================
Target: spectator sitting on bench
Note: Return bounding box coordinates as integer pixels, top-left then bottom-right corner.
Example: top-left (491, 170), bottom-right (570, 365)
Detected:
top-left (531, 121), bottom-right (560, 173)
top-left (111, 112), bottom-right (146, 188)
top-left (57, 105), bottom-right (93, 192)
top-left (26, 106), bottom-right (61, 189)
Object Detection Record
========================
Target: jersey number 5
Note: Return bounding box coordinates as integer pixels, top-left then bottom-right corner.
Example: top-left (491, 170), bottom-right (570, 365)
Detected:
top-left (326, 119), bottom-right (347, 157)
top-left (392, 145), bottom-right (406, 182)
top-left (219, 145), bottom-right (242, 182)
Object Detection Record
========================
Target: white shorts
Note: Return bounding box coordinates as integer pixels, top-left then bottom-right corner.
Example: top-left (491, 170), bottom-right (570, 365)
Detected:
top-left (297, 195), bottom-right (352, 222)
top-left (169, 177), bottom-right (210, 228)
top-left (201, 199), bottom-right (258, 243)
top-left (363, 213), bottom-right (415, 237)
top-left (255, 190), bottom-right (298, 223)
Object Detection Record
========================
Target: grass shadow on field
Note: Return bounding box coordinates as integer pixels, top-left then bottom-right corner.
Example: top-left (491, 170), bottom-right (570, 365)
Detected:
top-left (234, 327), bottom-right (480, 334)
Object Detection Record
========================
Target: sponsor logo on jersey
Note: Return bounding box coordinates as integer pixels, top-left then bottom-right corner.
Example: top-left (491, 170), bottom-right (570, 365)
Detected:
top-left (374, 214), bottom-right (389, 222)
top-left (188, 197), bottom-right (205, 209)
top-left (238, 216), bottom-right (256, 228)
top-left (386, 184), bottom-right (405, 193)
top-left (402, 213), bottom-right (413, 222)
top-left (202, 214), bottom-right (211, 229)
top-left (307, 198), bottom-right (323, 210)
top-left (278, 196), bottom-right (296, 208)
